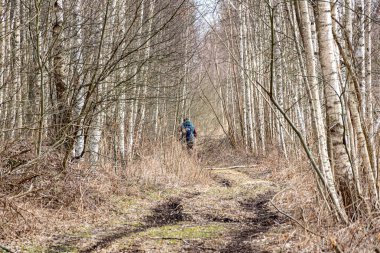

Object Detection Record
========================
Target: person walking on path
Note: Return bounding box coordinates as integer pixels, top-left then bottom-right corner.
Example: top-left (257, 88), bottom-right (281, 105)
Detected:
top-left (179, 118), bottom-right (197, 149)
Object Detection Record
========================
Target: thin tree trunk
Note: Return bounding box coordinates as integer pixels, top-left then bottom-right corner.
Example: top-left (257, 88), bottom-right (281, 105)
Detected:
top-left (239, 0), bottom-right (248, 150)
top-left (273, 3), bottom-right (287, 157)
top-left (73, 0), bottom-right (85, 158)
top-left (365, 0), bottom-right (376, 181)
top-left (136, 0), bottom-right (156, 149)
top-left (126, 0), bottom-right (145, 161)
top-left (356, 0), bottom-right (366, 115)
top-left (52, 0), bottom-right (69, 143)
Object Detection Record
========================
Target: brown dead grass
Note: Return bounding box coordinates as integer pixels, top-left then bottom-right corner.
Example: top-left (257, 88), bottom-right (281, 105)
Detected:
top-left (2, 137), bottom-right (380, 252)
top-left (260, 148), bottom-right (380, 252)
top-left (197, 136), bottom-right (258, 167)
top-left (0, 139), bottom-right (210, 245)
top-left (125, 138), bottom-right (211, 187)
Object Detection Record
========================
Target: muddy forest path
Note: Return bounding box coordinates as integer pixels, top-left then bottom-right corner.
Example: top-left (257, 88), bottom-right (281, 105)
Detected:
top-left (44, 163), bottom-right (292, 253)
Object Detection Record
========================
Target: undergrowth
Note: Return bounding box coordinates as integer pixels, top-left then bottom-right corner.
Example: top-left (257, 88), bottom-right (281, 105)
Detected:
top-left (1, 137), bottom-right (380, 252)
top-left (263, 149), bottom-right (380, 252)
top-left (0, 139), bottom-right (209, 244)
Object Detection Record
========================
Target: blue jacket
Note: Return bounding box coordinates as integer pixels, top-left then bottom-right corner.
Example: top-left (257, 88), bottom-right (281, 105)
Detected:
top-left (182, 120), bottom-right (196, 141)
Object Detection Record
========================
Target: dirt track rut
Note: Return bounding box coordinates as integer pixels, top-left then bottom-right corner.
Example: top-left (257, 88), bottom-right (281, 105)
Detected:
top-left (46, 167), bottom-right (289, 253)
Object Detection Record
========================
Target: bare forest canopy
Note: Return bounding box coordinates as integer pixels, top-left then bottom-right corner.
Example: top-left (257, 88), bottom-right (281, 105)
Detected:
top-left (2, 0), bottom-right (380, 239)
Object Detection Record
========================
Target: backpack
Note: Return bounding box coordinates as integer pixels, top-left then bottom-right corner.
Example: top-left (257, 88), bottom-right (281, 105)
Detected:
top-left (182, 121), bottom-right (194, 142)
top-left (185, 126), bottom-right (194, 142)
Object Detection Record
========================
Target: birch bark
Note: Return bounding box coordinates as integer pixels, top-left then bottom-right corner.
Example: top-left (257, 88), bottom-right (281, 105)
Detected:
top-left (298, 0), bottom-right (332, 182)
top-left (52, 0), bottom-right (69, 141)
top-left (239, 0), bottom-right (248, 150)
top-left (136, 0), bottom-right (156, 151)
top-left (73, 0), bottom-right (85, 158)
top-left (356, 0), bottom-right (366, 114)
top-left (316, 0), bottom-right (352, 219)
top-left (365, 0), bottom-right (376, 180)
top-left (0, 0), bottom-right (4, 138)
top-left (273, 3), bottom-right (287, 157)
top-left (126, 0), bottom-right (145, 161)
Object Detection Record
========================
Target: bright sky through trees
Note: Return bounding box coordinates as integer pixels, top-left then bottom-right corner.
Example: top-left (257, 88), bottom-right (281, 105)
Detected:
top-left (194, 0), bottom-right (219, 35)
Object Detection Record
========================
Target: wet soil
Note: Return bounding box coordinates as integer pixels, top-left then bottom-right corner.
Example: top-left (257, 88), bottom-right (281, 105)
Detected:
top-left (221, 192), bottom-right (286, 253)
top-left (211, 174), bottom-right (232, 187)
top-left (48, 198), bottom-right (189, 253)
top-left (45, 168), bottom-right (287, 253)
top-left (144, 197), bottom-right (188, 226)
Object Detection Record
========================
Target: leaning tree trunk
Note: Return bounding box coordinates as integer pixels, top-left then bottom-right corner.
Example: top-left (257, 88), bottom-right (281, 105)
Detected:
top-left (315, 0), bottom-right (351, 223)
top-left (297, 0), bottom-right (338, 197)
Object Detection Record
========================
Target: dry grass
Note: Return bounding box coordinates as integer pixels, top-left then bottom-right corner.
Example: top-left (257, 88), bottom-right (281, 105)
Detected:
top-left (0, 139), bottom-right (210, 246)
top-left (261, 149), bottom-right (380, 252)
top-left (197, 136), bottom-right (257, 167)
top-left (2, 137), bottom-right (380, 252)
top-left (125, 138), bottom-right (211, 188)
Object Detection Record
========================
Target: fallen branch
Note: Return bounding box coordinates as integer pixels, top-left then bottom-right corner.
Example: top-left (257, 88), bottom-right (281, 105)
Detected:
top-left (0, 244), bottom-right (14, 253)
top-left (331, 238), bottom-right (344, 253)
top-left (269, 200), bottom-right (323, 238)
top-left (206, 165), bottom-right (257, 170)
top-left (8, 184), bottom-right (34, 201)
top-left (150, 237), bottom-right (185, 241)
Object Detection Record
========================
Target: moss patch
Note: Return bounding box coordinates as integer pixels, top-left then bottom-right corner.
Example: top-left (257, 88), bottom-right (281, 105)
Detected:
top-left (104, 223), bottom-right (227, 252)
top-left (139, 223), bottom-right (226, 240)
top-left (20, 244), bottom-right (78, 253)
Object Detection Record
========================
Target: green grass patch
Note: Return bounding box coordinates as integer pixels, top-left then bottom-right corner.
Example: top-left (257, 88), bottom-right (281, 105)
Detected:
top-left (139, 223), bottom-right (226, 240)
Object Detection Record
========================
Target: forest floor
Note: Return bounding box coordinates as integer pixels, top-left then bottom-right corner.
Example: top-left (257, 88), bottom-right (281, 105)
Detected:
top-left (49, 167), bottom-right (290, 253)
top-left (3, 138), bottom-right (380, 252)
top-left (11, 158), bottom-right (296, 252)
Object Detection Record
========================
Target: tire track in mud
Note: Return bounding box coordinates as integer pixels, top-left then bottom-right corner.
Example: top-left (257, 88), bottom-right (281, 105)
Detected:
top-left (47, 197), bottom-right (191, 253)
top-left (83, 197), bottom-right (187, 252)
top-left (209, 170), bottom-right (286, 253)
top-left (48, 169), bottom-right (285, 253)
top-left (220, 193), bottom-right (285, 253)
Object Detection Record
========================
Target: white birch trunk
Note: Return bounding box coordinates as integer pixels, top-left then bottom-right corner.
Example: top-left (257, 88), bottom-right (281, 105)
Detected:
top-left (126, 0), bottom-right (145, 161)
top-left (356, 0), bottom-right (366, 114)
top-left (345, 0), bottom-right (353, 43)
top-left (0, 0), bottom-right (4, 138)
top-left (2, 3), bottom-right (10, 139)
top-left (347, 84), bottom-right (377, 199)
top-left (153, 82), bottom-right (160, 139)
top-left (117, 1), bottom-right (129, 162)
top-left (365, 0), bottom-right (376, 180)
top-left (52, 0), bottom-right (67, 137)
top-left (136, 0), bottom-right (156, 149)
top-left (181, 24), bottom-right (190, 120)
top-left (15, 0), bottom-right (22, 133)
top-left (274, 4), bottom-right (287, 157)
top-left (72, 0), bottom-right (85, 158)
top-left (316, 0), bottom-right (351, 222)
top-left (10, 0), bottom-right (21, 138)
top-left (299, 0), bottom-right (332, 179)
top-left (89, 1), bottom-right (111, 168)
top-left (89, 110), bottom-right (102, 168)
top-left (242, 12), bottom-right (254, 152)
top-left (239, 1), bottom-right (248, 150)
